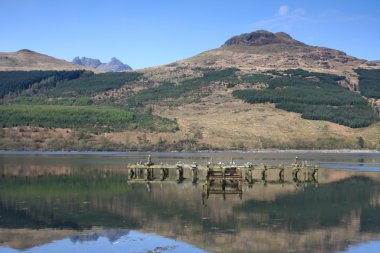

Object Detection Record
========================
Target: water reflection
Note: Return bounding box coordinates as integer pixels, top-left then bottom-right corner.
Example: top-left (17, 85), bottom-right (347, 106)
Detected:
top-left (0, 230), bottom-right (208, 253)
top-left (0, 153), bottom-right (380, 253)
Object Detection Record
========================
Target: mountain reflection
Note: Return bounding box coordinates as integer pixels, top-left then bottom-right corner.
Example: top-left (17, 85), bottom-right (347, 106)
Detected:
top-left (69, 229), bottom-right (127, 243)
top-left (0, 166), bottom-right (380, 253)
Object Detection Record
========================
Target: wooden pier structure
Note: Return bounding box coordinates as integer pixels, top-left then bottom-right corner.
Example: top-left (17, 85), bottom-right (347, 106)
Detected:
top-left (127, 155), bottom-right (200, 183)
top-left (126, 156), bottom-right (319, 202)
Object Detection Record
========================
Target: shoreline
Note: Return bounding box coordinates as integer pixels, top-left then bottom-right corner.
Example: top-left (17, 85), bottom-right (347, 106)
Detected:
top-left (0, 149), bottom-right (379, 156)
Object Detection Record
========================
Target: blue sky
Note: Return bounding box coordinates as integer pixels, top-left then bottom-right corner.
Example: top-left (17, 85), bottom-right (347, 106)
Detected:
top-left (0, 0), bottom-right (379, 69)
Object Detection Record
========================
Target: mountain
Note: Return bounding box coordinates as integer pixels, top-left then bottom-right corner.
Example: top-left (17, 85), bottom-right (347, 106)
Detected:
top-left (0, 49), bottom-right (94, 71)
top-left (179, 30), bottom-right (372, 78)
top-left (134, 30), bottom-right (380, 150)
top-left (72, 57), bottom-right (132, 72)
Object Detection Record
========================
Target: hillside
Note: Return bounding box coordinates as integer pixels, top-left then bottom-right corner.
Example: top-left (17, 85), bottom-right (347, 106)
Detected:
top-left (0, 50), bottom-right (96, 72)
top-left (0, 31), bottom-right (380, 151)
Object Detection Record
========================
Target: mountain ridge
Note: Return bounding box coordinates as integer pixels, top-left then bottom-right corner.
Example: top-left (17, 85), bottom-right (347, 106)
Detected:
top-left (73, 57), bottom-right (102, 69)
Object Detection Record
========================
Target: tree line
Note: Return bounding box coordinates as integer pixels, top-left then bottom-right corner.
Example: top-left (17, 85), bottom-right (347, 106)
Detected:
top-left (0, 70), bottom-right (86, 98)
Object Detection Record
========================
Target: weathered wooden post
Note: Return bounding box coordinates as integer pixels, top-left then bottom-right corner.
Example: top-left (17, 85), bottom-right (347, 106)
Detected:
top-left (191, 162), bottom-right (198, 183)
top-left (206, 167), bottom-right (212, 182)
top-left (262, 165), bottom-right (267, 181)
top-left (145, 167), bottom-right (154, 181)
top-left (292, 166), bottom-right (300, 182)
top-left (245, 168), bottom-right (253, 184)
top-left (222, 178), bottom-right (226, 191)
top-left (244, 162), bottom-right (253, 185)
top-left (176, 161), bottom-right (184, 182)
top-left (312, 167), bottom-right (318, 182)
top-left (238, 169), bottom-right (243, 191)
top-left (138, 167), bottom-right (144, 179)
top-left (279, 168), bottom-right (285, 182)
top-left (128, 167), bottom-right (135, 180)
top-left (160, 167), bottom-right (167, 181)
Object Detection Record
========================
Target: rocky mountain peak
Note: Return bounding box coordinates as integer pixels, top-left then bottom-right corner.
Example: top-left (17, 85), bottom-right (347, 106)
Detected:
top-left (222, 30), bottom-right (305, 47)
top-left (73, 57), bottom-right (102, 69)
top-left (98, 57), bottom-right (132, 72)
top-left (109, 57), bottom-right (122, 64)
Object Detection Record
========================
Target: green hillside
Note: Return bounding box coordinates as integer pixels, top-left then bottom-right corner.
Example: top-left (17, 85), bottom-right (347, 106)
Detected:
top-left (1, 69), bottom-right (379, 129)
top-left (233, 69), bottom-right (378, 128)
top-left (0, 105), bottom-right (177, 133)
top-left (0, 68), bottom-right (379, 151)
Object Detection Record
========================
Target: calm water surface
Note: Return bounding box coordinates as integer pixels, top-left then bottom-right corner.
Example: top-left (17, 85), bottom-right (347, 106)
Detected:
top-left (0, 151), bottom-right (380, 253)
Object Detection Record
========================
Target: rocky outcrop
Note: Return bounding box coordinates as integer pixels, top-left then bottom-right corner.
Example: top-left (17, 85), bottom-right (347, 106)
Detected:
top-left (223, 30), bottom-right (305, 47)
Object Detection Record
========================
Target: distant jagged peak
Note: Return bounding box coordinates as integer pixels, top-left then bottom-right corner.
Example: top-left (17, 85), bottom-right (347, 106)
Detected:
top-left (72, 56), bottom-right (132, 72)
top-left (98, 57), bottom-right (132, 72)
top-left (222, 30), bottom-right (305, 47)
top-left (73, 56), bottom-right (102, 69)
top-left (109, 57), bottom-right (123, 64)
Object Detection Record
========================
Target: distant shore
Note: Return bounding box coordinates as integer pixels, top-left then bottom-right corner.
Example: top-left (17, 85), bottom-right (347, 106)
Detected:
top-left (0, 149), bottom-right (379, 155)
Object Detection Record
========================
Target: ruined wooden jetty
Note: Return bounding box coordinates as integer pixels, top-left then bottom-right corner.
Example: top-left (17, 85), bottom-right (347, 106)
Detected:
top-left (126, 156), bottom-right (319, 205)
top-left (126, 156), bottom-right (318, 186)
top-left (127, 155), bottom-right (199, 183)
top-left (203, 161), bottom-right (244, 202)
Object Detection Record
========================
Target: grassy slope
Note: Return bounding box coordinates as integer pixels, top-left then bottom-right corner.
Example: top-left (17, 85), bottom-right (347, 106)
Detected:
top-left (154, 88), bottom-right (380, 150)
